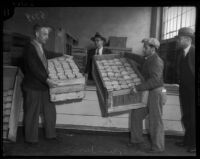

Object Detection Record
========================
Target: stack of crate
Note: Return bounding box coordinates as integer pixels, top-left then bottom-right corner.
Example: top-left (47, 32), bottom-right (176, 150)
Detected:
top-left (3, 66), bottom-right (24, 142)
top-left (47, 56), bottom-right (86, 104)
top-left (71, 47), bottom-right (87, 73)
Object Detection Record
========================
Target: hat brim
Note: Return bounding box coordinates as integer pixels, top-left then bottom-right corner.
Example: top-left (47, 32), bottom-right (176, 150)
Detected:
top-left (91, 36), bottom-right (106, 42)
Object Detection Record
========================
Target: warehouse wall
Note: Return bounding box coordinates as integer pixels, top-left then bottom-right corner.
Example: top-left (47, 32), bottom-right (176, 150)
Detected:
top-left (4, 7), bottom-right (152, 54)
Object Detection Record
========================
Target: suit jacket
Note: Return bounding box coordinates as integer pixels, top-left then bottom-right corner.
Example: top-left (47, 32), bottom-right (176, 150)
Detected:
top-left (176, 45), bottom-right (195, 83)
top-left (85, 47), bottom-right (112, 80)
top-left (22, 40), bottom-right (63, 91)
top-left (127, 53), bottom-right (164, 91)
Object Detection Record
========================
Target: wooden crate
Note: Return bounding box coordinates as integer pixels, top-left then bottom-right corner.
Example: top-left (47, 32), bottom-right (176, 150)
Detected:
top-left (108, 36), bottom-right (127, 48)
top-left (3, 66), bottom-right (24, 142)
top-left (47, 57), bottom-right (86, 103)
top-left (104, 46), bottom-right (132, 54)
top-left (92, 53), bottom-right (148, 117)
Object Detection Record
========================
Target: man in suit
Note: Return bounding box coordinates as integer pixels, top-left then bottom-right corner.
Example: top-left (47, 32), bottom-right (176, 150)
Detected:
top-left (22, 24), bottom-right (67, 145)
top-left (128, 38), bottom-right (166, 153)
top-left (85, 32), bottom-right (111, 80)
top-left (174, 27), bottom-right (195, 153)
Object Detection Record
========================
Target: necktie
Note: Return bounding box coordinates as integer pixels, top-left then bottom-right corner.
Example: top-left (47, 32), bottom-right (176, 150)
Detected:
top-left (96, 48), bottom-right (99, 55)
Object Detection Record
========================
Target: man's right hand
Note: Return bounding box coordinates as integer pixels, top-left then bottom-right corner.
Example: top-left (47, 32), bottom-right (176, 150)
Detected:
top-left (47, 78), bottom-right (58, 87)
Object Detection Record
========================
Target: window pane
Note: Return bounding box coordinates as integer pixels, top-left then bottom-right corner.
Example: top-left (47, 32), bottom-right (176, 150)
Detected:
top-left (177, 15), bottom-right (181, 30)
top-left (181, 13), bottom-right (187, 27)
top-left (177, 7), bottom-right (182, 15)
top-left (162, 6), bottom-right (196, 40)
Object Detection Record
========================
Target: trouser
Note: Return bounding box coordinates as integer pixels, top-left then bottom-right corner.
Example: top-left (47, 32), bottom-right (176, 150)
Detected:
top-left (130, 87), bottom-right (165, 151)
top-left (179, 84), bottom-right (195, 147)
top-left (23, 87), bottom-right (56, 143)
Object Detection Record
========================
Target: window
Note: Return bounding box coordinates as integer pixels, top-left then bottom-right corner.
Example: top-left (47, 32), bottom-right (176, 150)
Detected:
top-left (162, 7), bottom-right (196, 40)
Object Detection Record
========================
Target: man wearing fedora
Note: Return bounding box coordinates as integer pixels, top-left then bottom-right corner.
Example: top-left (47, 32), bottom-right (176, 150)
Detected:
top-left (128, 38), bottom-right (166, 153)
top-left (175, 27), bottom-right (195, 153)
top-left (85, 32), bottom-right (111, 80)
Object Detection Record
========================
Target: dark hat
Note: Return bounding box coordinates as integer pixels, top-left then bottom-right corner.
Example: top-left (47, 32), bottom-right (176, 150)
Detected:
top-left (141, 37), bottom-right (160, 49)
top-left (91, 32), bottom-right (106, 42)
top-left (178, 27), bottom-right (194, 38)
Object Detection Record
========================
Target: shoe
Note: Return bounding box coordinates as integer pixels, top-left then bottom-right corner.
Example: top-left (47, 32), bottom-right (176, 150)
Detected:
top-left (187, 146), bottom-right (196, 153)
top-left (25, 141), bottom-right (38, 147)
top-left (175, 141), bottom-right (187, 147)
top-left (127, 142), bottom-right (149, 151)
top-left (145, 148), bottom-right (165, 153)
top-left (45, 136), bottom-right (62, 143)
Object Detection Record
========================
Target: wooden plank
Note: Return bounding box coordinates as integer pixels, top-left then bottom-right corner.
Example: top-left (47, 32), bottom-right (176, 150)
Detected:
top-left (50, 91), bottom-right (85, 102)
top-left (50, 84), bottom-right (85, 94)
top-left (162, 104), bottom-right (182, 120)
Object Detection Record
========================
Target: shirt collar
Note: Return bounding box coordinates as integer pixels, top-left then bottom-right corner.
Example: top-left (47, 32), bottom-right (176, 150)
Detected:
top-left (184, 44), bottom-right (191, 56)
top-left (33, 39), bottom-right (43, 49)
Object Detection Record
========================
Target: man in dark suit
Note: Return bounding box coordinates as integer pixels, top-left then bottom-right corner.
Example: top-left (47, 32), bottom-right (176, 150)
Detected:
top-left (128, 38), bottom-right (166, 153)
top-left (22, 24), bottom-right (66, 145)
top-left (174, 27), bottom-right (195, 153)
top-left (85, 32), bottom-right (111, 81)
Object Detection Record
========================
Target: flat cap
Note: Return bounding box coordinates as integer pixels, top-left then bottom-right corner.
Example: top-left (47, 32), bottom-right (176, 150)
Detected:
top-left (178, 27), bottom-right (194, 38)
top-left (141, 38), bottom-right (160, 49)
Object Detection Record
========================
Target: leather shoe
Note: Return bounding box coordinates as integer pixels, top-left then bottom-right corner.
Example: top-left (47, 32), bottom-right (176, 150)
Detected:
top-left (25, 141), bottom-right (38, 147)
top-left (175, 141), bottom-right (186, 147)
top-left (45, 136), bottom-right (62, 143)
top-left (187, 146), bottom-right (196, 153)
top-left (145, 148), bottom-right (164, 153)
top-left (127, 142), bottom-right (149, 151)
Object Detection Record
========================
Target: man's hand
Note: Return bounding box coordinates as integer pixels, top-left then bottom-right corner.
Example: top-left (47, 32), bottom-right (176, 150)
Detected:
top-left (47, 78), bottom-right (58, 87)
top-left (130, 85), bottom-right (138, 94)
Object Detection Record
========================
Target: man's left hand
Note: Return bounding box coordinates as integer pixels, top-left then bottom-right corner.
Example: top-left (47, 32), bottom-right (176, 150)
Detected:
top-left (130, 85), bottom-right (138, 94)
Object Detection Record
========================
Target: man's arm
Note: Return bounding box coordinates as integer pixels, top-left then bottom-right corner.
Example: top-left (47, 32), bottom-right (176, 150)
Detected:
top-left (24, 45), bottom-right (48, 85)
top-left (125, 52), bottom-right (145, 65)
top-left (136, 58), bottom-right (164, 91)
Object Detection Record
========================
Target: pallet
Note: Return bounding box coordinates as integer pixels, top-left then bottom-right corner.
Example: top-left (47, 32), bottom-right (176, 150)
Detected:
top-left (92, 53), bottom-right (148, 117)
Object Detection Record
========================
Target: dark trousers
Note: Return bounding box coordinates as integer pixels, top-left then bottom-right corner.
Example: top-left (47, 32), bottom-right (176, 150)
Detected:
top-left (23, 87), bottom-right (56, 142)
top-left (130, 87), bottom-right (165, 151)
top-left (179, 84), bottom-right (195, 147)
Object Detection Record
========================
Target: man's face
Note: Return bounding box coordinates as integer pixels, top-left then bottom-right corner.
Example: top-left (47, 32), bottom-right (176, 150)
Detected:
top-left (177, 36), bottom-right (191, 49)
top-left (94, 37), bottom-right (104, 49)
top-left (142, 44), bottom-right (152, 57)
top-left (36, 28), bottom-right (50, 44)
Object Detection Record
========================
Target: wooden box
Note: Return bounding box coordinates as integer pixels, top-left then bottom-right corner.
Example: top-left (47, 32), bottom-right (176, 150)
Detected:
top-left (47, 56), bottom-right (86, 103)
top-left (3, 66), bottom-right (24, 142)
top-left (108, 36), bottom-right (127, 48)
top-left (92, 53), bottom-right (148, 117)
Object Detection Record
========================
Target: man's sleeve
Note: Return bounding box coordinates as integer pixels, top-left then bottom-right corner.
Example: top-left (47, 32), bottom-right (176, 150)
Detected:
top-left (126, 53), bottom-right (145, 65)
top-left (136, 58), bottom-right (164, 91)
top-left (24, 46), bottom-right (48, 84)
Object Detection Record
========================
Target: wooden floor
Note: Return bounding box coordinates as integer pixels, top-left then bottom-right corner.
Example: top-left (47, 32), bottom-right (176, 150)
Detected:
top-left (3, 127), bottom-right (195, 156)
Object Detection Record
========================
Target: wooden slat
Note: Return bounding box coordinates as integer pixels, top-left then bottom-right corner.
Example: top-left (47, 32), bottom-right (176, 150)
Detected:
top-left (50, 84), bottom-right (85, 94)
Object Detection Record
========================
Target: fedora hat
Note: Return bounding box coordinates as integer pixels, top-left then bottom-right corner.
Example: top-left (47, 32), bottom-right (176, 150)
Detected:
top-left (178, 27), bottom-right (194, 38)
top-left (91, 32), bottom-right (106, 43)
